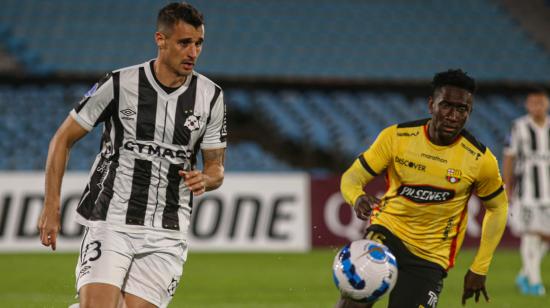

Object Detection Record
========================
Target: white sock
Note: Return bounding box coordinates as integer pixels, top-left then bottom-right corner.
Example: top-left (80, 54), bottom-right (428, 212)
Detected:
top-left (521, 234), bottom-right (542, 285)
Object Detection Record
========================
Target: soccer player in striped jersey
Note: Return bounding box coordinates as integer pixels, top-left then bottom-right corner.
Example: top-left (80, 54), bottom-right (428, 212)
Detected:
top-left (503, 87), bottom-right (550, 296)
top-left (37, 3), bottom-right (226, 307)
top-left (337, 69), bottom-right (508, 308)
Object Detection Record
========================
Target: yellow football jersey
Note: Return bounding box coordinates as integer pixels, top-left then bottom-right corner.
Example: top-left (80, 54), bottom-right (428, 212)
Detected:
top-left (357, 119), bottom-right (504, 270)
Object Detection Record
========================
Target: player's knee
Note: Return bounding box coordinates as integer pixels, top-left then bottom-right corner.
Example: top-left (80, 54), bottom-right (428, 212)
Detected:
top-left (79, 283), bottom-right (121, 308)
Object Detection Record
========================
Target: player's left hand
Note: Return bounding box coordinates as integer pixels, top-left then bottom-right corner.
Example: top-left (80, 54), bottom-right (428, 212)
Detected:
top-left (461, 269), bottom-right (489, 305)
top-left (354, 195), bottom-right (380, 220)
top-left (179, 170), bottom-right (206, 196)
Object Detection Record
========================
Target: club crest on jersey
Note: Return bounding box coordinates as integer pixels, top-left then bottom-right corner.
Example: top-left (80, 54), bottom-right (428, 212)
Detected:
top-left (184, 114), bottom-right (201, 131)
top-left (446, 168), bottom-right (461, 184)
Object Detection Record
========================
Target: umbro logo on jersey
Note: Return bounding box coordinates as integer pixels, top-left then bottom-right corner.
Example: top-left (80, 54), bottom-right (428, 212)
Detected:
top-left (120, 109), bottom-right (136, 120)
top-left (397, 185), bottom-right (455, 204)
top-left (120, 109), bottom-right (136, 116)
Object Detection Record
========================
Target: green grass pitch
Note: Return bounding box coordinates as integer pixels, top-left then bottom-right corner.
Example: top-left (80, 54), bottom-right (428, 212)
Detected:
top-left (0, 249), bottom-right (548, 307)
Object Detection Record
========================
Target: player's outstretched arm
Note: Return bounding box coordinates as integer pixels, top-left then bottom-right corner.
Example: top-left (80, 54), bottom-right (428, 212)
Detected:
top-left (38, 115), bottom-right (88, 250)
top-left (462, 190), bottom-right (508, 304)
top-left (179, 148), bottom-right (225, 196)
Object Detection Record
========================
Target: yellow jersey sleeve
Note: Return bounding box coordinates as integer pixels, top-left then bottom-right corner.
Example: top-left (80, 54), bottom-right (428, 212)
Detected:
top-left (340, 125), bottom-right (395, 207)
top-left (360, 125), bottom-right (395, 175)
top-left (470, 148), bottom-right (509, 275)
top-left (475, 148), bottom-right (504, 200)
top-left (340, 160), bottom-right (376, 206)
top-left (470, 192), bottom-right (508, 275)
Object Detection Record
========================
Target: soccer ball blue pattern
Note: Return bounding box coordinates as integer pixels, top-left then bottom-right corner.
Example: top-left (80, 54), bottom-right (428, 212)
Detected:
top-left (332, 239), bottom-right (398, 302)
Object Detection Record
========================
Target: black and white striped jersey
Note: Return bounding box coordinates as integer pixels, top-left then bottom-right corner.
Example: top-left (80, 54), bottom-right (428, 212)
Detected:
top-left (504, 115), bottom-right (550, 205)
top-left (70, 60), bottom-right (226, 239)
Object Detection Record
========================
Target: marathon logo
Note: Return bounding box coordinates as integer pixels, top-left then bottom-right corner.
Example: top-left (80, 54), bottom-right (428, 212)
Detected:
top-left (420, 153), bottom-right (448, 164)
top-left (397, 185), bottom-right (455, 204)
top-left (124, 141), bottom-right (192, 160)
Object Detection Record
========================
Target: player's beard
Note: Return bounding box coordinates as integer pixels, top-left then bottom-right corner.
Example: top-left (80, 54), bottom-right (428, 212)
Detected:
top-left (438, 124), bottom-right (462, 144)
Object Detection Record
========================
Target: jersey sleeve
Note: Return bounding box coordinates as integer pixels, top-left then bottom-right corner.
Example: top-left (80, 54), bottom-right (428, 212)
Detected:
top-left (340, 126), bottom-right (394, 206)
top-left (201, 90), bottom-right (227, 149)
top-left (359, 125), bottom-right (395, 176)
top-left (475, 148), bottom-right (504, 200)
top-left (503, 121), bottom-right (519, 157)
top-left (70, 73), bottom-right (115, 131)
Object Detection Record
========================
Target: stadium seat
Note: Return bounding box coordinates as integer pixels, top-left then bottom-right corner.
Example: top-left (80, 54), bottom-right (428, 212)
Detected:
top-left (1, 0), bottom-right (549, 82)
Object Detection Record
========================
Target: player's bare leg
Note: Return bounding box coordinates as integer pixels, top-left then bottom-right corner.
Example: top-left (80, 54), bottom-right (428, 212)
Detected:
top-left (80, 283), bottom-right (121, 308)
top-left (335, 297), bottom-right (374, 308)
top-left (123, 292), bottom-right (157, 308)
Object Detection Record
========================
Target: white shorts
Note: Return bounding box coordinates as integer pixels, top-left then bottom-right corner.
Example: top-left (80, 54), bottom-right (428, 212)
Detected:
top-left (75, 226), bottom-right (188, 307)
top-left (510, 202), bottom-right (550, 236)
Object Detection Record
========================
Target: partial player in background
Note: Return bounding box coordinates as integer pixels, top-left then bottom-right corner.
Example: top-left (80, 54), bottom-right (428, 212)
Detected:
top-left (37, 2), bottom-right (227, 307)
top-left (337, 69), bottom-right (509, 308)
top-left (503, 87), bottom-right (549, 296)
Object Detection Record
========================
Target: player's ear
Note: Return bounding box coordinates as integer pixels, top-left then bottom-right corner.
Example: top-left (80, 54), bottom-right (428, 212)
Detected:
top-left (155, 32), bottom-right (166, 49)
top-left (428, 96), bottom-right (434, 114)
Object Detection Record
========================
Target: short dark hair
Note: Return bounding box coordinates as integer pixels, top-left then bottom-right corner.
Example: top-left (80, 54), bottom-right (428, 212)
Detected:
top-left (157, 2), bottom-right (204, 34)
top-left (525, 86), bottom-right (548, 97)
top-left (431, 69), bottom-right (476, 95)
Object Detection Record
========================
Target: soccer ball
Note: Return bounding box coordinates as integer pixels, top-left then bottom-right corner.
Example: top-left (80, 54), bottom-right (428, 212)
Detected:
top-left (332, 239), bottom-right (398, 303)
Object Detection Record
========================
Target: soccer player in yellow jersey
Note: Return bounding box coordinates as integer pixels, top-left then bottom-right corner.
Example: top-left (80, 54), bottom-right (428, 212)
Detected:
top-left (337, 69), bottom-right (508, 308)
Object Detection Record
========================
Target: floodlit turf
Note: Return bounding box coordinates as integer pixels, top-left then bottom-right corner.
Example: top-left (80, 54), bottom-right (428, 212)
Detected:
top-left (0, 249), bottom-right (548, 307)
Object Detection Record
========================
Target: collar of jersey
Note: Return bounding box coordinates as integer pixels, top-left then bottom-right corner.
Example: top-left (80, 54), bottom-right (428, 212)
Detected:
top-left (144, 59), bottom-right (194, 97)
top-left (423, 120), bottom-right (463, 150)
top-left (527, 115), bottom-right (550, 130)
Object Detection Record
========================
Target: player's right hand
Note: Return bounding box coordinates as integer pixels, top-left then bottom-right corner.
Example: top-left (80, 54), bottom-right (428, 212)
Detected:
top-left (354, 195), bottom-right (380, 220)
top-left (37, 206), bottom-right (61, 251)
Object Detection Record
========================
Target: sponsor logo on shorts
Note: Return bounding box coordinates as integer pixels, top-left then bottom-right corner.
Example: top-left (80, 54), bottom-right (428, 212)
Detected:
top-left (167, 277), bottom-right (179, 297)
top-left (427, 290), bottom-right (438, 307)
top-left (397, 185), bottom-right (455, 204)
top-left (77, 265), bottom-right (91, 281)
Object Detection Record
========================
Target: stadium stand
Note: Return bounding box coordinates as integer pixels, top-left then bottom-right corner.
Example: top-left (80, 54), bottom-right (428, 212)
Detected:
top-left (0, 0), bottom-right (547, 173)
top-left (0, 84), bottom-right (522, 171)
top-left (0, 84), bottom-right (294, 171)
top-left (500, 0), bottom-right (550, 54)
top-left (1, 0), bottom-right (550, 81)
